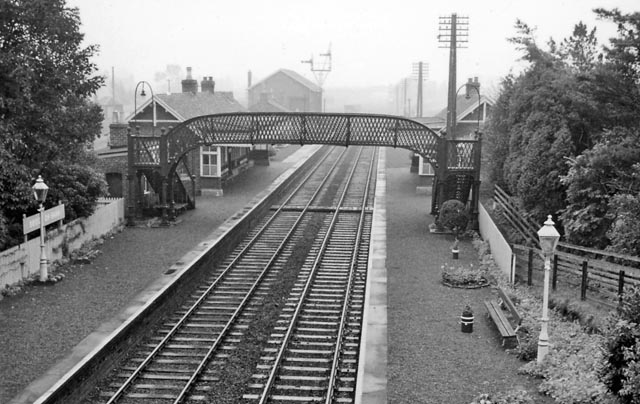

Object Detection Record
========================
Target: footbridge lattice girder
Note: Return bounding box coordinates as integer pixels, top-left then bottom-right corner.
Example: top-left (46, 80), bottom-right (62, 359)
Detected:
top-left (171, 113), bottom-right (441, 164)
top-left (126, 112), bottom-right (481, 224)
top-left (131, 113), bottom-right (443, 168)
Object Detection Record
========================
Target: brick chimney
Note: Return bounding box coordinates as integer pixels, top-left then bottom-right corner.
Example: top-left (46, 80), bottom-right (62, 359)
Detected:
top-left (201, 76), bottom-right (215, 93)
top-left (181, 67), bottom-right (198, 93)
top-left (108, 122), bottom-right (129, 148)
top-left (465, 77), bottom-right (480, 98)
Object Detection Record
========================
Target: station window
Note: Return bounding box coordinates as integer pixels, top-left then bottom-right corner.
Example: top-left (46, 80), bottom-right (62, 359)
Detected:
top-left (201, 146), bottom-right (219, 177)
top-left (419, 156), bottom-right (435, 176)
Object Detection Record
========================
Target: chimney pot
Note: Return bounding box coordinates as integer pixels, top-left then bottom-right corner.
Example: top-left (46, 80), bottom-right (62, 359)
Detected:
top-left (182, 67), bottom-right (198, 93)
top-left (201, 76), bottom-right (215, 93)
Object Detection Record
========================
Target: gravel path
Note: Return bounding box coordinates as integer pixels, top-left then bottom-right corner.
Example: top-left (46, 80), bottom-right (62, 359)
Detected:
top-left (385, 147), bottom-right (548, 403)
top-left (0, 146), bottom-right (301, 403)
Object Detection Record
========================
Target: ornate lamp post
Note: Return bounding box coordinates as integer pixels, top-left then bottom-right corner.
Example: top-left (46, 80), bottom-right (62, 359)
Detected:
top-left (32, 175), bottom-right (49, 282)
top-left (536, 215), bottom-right (560, 363)
top-left (451, 79), bottom-right (481, 137)
top-left (464, 81), bottom-right (481, 135)
top-left (133, 81), bottom-right (155, 135)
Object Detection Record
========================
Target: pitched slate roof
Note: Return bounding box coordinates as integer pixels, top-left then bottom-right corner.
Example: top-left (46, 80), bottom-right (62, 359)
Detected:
top-left (434, 95), bottom-right (481, 120)
top-left (154, 91), bottom-right (246, 120)
top-left (251, 69), bottom-right (321, 93)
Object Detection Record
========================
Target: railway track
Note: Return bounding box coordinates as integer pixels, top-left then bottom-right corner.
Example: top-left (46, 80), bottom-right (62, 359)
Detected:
top-left (88, 145), bottom-right (378, 403)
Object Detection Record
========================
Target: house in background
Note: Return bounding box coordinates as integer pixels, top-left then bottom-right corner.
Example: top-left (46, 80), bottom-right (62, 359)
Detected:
top-left (97, 67), bottom-right (251, 208)
top-left (248, 69), bottom-right (322, 113)
top-left (245, 68), bottom-right (322, 164)
top-left (411, 77), bottom-right (494, 191)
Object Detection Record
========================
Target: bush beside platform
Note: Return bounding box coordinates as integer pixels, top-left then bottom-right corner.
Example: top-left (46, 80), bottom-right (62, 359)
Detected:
top-left (467, 229), bottom-right (640, 404)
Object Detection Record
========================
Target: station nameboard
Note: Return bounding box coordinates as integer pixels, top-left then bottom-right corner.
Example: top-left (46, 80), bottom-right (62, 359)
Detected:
top-left (23, 204), bottom-right (65, 235)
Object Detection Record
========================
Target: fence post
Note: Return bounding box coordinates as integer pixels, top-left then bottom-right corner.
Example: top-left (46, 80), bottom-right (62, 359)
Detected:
top-left (510, 251), bottom-right (516, 284)
top-left (527, 248), bottom-right (533, 286)
top-left (581, 261), bottom-right (588, 300)
top-left (552, 254), bottom-right (558, 292)
top-left (618, 270), bottom-right (625, 301)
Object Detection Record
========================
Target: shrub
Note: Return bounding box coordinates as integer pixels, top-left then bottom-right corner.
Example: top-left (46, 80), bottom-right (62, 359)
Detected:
top-left (599, 286), bottom-right (640, 403)
top-left (550, 294), bottom-right (604, 333)
top-left (520, 320), bottom-right (610, 404)
top-left (438, 199), bottom-right (469, 239)
top-left (512, 321), bottom-right (540, 361)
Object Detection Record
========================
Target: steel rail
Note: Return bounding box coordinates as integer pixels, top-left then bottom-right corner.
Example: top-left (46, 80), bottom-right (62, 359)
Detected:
top-left (105, 146), bottom-right (344, 403)
top-left (325, 148), bottom-right (377, 403)
top-left (170, 148), bottom-right (352, 404)
top-left (257, 146), bottom-right (367, 404)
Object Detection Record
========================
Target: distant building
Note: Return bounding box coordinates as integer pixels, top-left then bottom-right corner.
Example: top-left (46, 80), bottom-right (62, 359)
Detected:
top-left (248, 69), bottom-right (322, 112)
top-left (97, 67), bottom-right (251, 205)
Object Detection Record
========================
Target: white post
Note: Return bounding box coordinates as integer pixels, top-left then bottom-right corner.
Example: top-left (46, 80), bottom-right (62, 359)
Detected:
top-left (536, 214), bottom-right (559, 363)
top-left (38, 204), bottom-right (48, 282)
top-left (537, 252), bottom-right (551, 363)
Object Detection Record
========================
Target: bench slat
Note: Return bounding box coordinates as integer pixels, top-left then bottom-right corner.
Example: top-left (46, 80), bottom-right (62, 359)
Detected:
top-left (484, 300), bottom-right (515, 338)
top-left (497, 288), bottom-right (522, 326)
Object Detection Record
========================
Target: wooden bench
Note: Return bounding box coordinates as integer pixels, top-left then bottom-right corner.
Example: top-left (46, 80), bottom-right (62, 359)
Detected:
top-left (484, 287), bottom-right (522, 349)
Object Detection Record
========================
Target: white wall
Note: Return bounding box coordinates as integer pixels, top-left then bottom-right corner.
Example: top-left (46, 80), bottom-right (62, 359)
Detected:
top-left (0, 198), bottom-right (125, 289)
top-left (478, 202), bottom-right (513, 281)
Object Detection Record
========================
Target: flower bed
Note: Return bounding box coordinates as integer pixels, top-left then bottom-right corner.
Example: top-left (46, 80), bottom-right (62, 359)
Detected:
top-left (441, 262), bottom-right (490, 289)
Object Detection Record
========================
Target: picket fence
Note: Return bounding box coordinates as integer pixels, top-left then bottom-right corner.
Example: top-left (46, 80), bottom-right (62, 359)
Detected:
top-left (0, 198), bottom-right (125, 289)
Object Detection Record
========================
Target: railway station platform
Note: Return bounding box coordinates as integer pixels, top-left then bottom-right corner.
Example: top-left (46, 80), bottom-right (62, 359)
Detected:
top-left (2, 144), bottom-right (315, 404)
top-left (4, 145), bottom-right (539, 404)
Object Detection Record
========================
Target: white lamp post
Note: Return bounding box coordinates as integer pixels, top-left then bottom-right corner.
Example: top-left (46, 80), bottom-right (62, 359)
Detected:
top-left (536, 215), bottom-right (560, 363)
top-left (32, 175), bottom-right (49, 282)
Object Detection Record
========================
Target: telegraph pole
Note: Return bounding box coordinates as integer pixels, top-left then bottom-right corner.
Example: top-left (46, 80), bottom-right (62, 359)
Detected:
top-left (439, 14), bottom-right (468, 137)
top-left (412, 61), bottom-right (429, 117)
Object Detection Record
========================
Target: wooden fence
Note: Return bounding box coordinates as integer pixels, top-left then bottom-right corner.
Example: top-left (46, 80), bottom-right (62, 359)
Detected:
top-left (512, 244), bottom-right (640, 306)
top-left (492, 184), bottom-right (640, 305)
top-left (0, 198), bottom-right (125, 289)
top-left (492, 184), bottom-right (541, 247)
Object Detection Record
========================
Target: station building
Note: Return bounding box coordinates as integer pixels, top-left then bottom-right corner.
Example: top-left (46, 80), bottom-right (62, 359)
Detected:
top-left (97, 67), bottom-right (251, 209)
top-left (248, 68), bottom-right (322, 113)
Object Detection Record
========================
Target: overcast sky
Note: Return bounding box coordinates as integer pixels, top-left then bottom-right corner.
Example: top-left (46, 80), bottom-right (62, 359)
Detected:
top-left (68, 0), bottom-right (638, 96)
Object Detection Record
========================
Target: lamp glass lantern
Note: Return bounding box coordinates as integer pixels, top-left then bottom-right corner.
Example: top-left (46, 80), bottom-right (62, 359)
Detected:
top-left (33, 175), bottom-right (49, 204)
top-left (537, 215), bottom-right (560, 257)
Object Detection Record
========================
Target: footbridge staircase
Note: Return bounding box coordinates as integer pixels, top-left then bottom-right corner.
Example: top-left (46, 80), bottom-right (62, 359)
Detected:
top-left (126, 112), bottom-right (481, 225)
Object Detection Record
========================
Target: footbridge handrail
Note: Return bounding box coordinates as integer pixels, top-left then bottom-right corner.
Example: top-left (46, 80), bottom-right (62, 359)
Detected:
top-left (126, 111), bottom-right (482, 225)
top-left (162, 112), bottom-right (442, 165)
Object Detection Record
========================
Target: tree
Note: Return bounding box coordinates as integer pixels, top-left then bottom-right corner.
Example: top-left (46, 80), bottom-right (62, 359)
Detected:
top-left (607, 191), bottom-right (640, 256)
top-left (486, 21), bottom-right (596, 220)
top-left (560, 128), bottom-right (640, 251)
top-left (486, 16), bottom-right (640, 231)
top-left (594, 8), bottom-right (640, 82)
top-left (557, 21), bottom-right (601, 73)
top-left (0, 0), bottom-right (106, 249)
